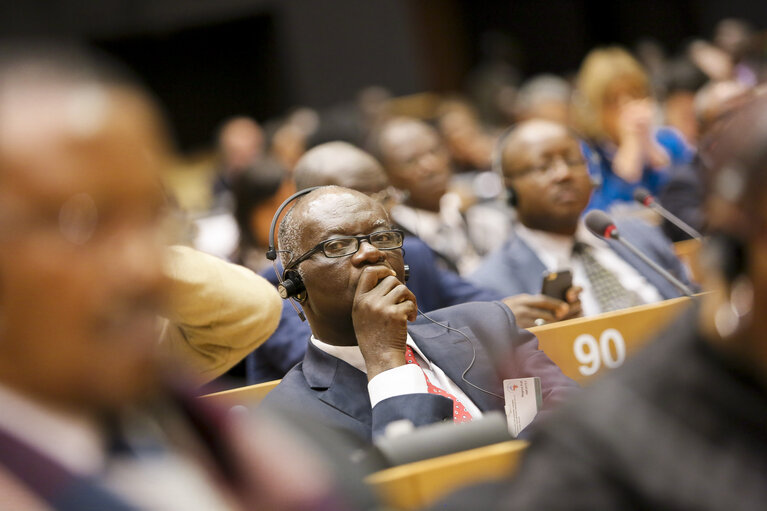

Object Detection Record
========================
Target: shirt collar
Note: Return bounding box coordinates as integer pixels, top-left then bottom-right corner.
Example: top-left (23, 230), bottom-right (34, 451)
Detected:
top-left (513, 221), bottom-right (606, 269)
top-left (310, 334), bottom-right (424, 373)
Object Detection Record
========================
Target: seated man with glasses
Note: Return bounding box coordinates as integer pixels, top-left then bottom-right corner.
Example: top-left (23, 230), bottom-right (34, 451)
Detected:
top-left (262, 186), bottom-right (578, 441)
top-left (471, 120), bottom-right (692, 317)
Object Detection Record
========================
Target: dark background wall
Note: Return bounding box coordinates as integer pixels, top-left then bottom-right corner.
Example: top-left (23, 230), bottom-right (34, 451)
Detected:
top-left (2, 0), bottom-right (765, 151)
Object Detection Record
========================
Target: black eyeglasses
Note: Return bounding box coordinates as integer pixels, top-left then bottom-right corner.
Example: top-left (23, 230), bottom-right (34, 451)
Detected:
top-left (287, 229), bottom-right (404, 269)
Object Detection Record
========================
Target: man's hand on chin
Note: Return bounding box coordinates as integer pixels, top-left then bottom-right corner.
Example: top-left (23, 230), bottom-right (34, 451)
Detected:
top-left (352, 265), bottom-right (418, 380)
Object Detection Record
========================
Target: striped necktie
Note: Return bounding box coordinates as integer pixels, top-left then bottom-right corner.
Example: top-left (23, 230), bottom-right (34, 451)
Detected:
top-left (572, 241), bottom-right (644, 313)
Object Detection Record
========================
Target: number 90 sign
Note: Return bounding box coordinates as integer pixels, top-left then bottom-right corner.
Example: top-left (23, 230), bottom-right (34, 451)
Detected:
top-left (573, 328), bottom-right (626, 376)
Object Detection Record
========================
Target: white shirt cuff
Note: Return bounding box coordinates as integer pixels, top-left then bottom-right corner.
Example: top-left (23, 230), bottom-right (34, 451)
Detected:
top-left (367, 364), bottom-right (428, 407)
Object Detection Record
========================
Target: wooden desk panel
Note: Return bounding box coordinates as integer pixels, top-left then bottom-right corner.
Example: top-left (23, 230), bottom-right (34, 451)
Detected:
top-left (367, 440), bottom-right (528, 510)
top-left (200, 379), bottom-right (280, 405)
top-left (529, 296), bottom-right (697, 383)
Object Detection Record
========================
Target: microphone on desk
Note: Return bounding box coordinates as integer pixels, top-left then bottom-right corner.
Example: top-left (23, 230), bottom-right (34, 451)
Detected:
top-left (633, 187), bottom-right (703, 241)
top-left (584, 210), bottom-right (695, 297)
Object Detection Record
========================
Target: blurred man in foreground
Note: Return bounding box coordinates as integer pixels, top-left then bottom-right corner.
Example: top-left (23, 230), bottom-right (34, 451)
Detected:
top-left (0, 44), bottom-right (352, 510)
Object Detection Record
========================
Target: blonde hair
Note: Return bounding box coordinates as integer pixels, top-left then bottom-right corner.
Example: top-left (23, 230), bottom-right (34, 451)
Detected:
top-left (573, 46), bottom-right (650, 140)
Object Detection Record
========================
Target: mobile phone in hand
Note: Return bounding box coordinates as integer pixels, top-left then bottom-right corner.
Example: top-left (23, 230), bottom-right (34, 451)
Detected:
top-left (541, 270), bottom-right (573, 301)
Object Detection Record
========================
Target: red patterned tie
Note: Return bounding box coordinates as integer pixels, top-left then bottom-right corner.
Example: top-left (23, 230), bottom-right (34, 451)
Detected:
top-left (404, 345), bottom-right (472, 423)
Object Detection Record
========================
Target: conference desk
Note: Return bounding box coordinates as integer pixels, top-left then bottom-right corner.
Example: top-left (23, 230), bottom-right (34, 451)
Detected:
top-left (529, 295), bottom-right (698, 383)
top-left (200, 378), bottom-right (280, 406)
top-left (367, 439), bottom-right (528, 510)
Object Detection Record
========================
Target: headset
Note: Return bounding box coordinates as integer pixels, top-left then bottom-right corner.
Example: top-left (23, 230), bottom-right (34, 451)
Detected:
top-left (266, 187), bottom-right (321, 321)
top-left (266, 185), bottom-right (410, 320)
top-left (491, 122), bottom-right (602, 208)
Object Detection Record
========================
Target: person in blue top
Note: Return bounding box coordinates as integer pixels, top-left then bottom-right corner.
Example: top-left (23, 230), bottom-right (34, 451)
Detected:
top-left (573, 46), bottom-right (692, 213)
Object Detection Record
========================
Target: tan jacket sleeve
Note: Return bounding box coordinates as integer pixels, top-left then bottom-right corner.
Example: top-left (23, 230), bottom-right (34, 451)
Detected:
top-left (159, 245), bottom-right (282, 384)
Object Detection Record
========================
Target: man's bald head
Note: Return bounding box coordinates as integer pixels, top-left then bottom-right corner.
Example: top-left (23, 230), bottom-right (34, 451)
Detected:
top-left (377, 118), bottom-right (438, 156)
top-left (294, 141), bottom-right (388, 194)
top-left (375, 117), bottom-right (450, 212)
top-left (278, 186), bottom-right (388, 268)
top-left (499, 119), bottom-right (592, 234)
top-left (501, 120), bottom-right (573, 176)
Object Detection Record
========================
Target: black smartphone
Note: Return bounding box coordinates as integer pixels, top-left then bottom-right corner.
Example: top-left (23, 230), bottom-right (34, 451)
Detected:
top-left (541, 270), bottom-right (573, 301)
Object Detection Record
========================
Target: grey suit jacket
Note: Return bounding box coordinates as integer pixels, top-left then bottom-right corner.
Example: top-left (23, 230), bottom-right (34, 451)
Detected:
top-left (261, 301), bottom-right (578, 441)
top-left (470, 219), bottom-right (693, 300)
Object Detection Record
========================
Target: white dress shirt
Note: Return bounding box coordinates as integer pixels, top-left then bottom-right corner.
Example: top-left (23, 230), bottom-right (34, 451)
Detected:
top-left (310, 334), bottom-right (483, 419)
top-left (514, 222), bottom-right (663, 316)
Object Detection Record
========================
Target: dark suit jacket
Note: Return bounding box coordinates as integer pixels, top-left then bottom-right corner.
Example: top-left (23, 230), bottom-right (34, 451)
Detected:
top-left (247, 235), bottom-right (502, 384)
top-left (470, 219), bottom-right (693, 300)
top-left (261, 301), bottom-right (578, 441)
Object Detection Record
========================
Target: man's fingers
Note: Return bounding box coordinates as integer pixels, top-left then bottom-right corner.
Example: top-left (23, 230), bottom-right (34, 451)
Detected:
top-left (391, 299), bottom-right (418, 322)
top-left (519, 294), bottom-right (570, 317)
top-left (385, 282), bottom-right (417, 306)
top-left (566, 286), bottom-right (583, 303)
top-left (565, 301), bottom-right (583, 319)
top-left (509, 305), bottom-right (558, 327)
top-left (355, 266), bottom-right (396, 299)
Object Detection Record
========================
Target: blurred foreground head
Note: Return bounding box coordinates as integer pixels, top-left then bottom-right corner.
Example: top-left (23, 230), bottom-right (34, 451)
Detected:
top-left (699, 94), bottom-right (767, 376)
top-left (0, 43), bottom-right (173, 413)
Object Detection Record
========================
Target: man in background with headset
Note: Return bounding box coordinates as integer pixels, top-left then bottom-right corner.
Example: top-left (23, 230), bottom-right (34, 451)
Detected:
top-left (471, 119), bottom-right (693, 316)
top-left (261, 186), bottom-right (578, 441)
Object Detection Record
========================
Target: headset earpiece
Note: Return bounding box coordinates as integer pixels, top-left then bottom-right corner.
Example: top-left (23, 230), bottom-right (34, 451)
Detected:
top-left (278, 268), bottom-right (306, 301)
top-left (403, 264), bottom-right (410, 282)
top-left (266, 186), bottom-right (321, 321)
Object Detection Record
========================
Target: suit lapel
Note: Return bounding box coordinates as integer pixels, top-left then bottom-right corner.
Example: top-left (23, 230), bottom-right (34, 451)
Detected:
top-left (301, 325), bottom-right (506, 426)
top-left (301, 342), bottom-right (373, 429)
top-left (505, 235), bottom-right (548, 294)
top-left (410, 322), bottom-right (505, 413)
